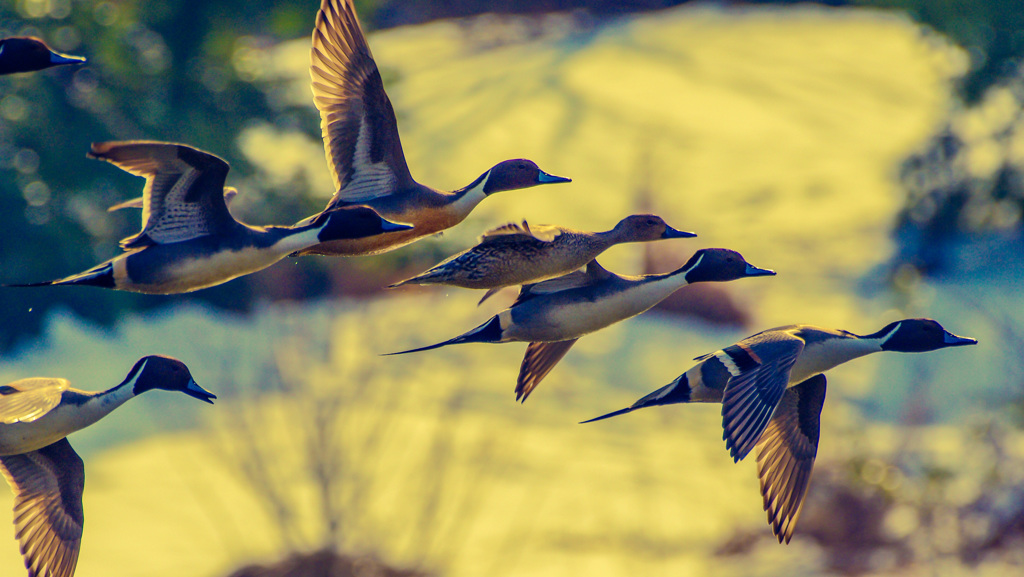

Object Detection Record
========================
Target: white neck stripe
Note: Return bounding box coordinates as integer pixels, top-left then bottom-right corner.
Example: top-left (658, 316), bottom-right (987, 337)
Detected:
top-left (681, 253), bottom-right (704, 280)
top-left (123, 359), bottom-right (148, 394)
top-left (878, 322), bottom-right (902, 347)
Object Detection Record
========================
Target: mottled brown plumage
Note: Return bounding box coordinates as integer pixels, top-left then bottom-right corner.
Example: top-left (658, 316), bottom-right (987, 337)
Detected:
top-left (389, 214), bottom-right (695, 303)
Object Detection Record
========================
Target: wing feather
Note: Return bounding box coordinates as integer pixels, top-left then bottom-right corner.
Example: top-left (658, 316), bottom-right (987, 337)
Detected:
top-left (88, 141), bottom-right (234, 248)
top-left (0, 379), bottom-right (67, 424)
top-left (755, 374), bottom-right (827, 543)
top-left (0, 438), bottom-right (84, 577)
top-left (515, 339), bottom-right (579, 402)
top-left (720, 339), bottom-right (803, 462)
top-left (311, 0), bottom-right (413, 206)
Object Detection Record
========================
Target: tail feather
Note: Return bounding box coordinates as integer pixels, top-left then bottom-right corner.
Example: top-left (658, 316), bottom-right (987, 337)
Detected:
top-left (580, 406), bottom-right (635, 424)
top-left (388, 268), bottom-right (445, 289)
top-left (581, 374), bottom-right (691, 424)
top-left (633, 374), bottom-right (691, 408)
top-left (2, 280), bottom-right (57, 288)
top-left (383, 316), bottom-right (503, 355)
top-left (4, 263), bottom-right (115, 289)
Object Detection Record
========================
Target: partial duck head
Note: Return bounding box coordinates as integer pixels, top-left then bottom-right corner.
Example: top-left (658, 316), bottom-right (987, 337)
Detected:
top-left (123, 355), bottom-right (215, 403)
top-left (677, 248), bottom-right (776, 283)
top-left (314, 206), bottom-right (412, 242)
top-left (0, 37), bottom-right (86, 75)
top-left (870, 319), bottom-right (978, 352)
top-left (611, 214), bottom-right (697, 242)
top-left (480, 159), bottom-right (571, 195)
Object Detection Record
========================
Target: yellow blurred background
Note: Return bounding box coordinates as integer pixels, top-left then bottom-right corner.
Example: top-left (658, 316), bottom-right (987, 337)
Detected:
top-left (3, 2), bottom-right (1024, 577)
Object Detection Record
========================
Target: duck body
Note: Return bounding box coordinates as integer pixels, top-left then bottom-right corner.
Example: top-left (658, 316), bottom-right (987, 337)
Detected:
top-left (583, 319), bottom-right (978, 544)
top-left (292, 0), bottom-right (570, 256)
top-left (676, 325), bottom-right (882, 403)
top-left (388, 249), bottom-right (775, 401)
top-left (0, 356), bottom-right (214, 577)
top-left (46, 222), bottom-right (323, 295)
top-left (0, 37), bottom-right (85, 75)
top-left (390, 215), bottom-right (696, 297)
top-left (300, 180), bottom-right (481, 256)
top-left (3, 141), bottom-right (410, 294)
top-left (296, 160), bottom-right (570, 257)
top-left (503, 270), bottom-right (700, 342)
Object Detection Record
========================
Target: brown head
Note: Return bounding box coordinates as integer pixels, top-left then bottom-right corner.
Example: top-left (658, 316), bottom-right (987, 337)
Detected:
top-left (610, 214), bottom-right (697, 243)
top-left (124, 355), bottom-right (216, 403)
top-left (481, 159), bottom-right (571, 195)
top-left (675, 248), bottom-right (776, 283)
top-left (0, 37), bottom-right (86, 75)
top-left (866, 319), bottom-right (978, 352)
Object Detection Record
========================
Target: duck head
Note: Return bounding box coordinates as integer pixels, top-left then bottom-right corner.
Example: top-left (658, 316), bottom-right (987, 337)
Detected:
top-left (481, 159), bottom-right (571, 195)
top-left (0, 37), bottom-right (86, 75)
top-left (678, 248), bottom-right (776, 283)
top-left (872, 319), bottom-right (978, 352)
top-left (613, 214), bottom-right (696, 242)
top-left (124, 355), bottom-right (216, 403)
top-left (315, 206), bottom-right (413, 241)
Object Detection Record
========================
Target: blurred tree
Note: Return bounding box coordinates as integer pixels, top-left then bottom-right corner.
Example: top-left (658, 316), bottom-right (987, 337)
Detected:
top-left (5, 0), bottom-right (1018, 349)
top-left (0, 0), bottom-right (382, 350)
top-left (852, 0), bottom-right (1024, 104)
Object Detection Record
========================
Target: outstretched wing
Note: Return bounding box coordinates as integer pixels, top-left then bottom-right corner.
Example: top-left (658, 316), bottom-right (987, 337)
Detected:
top-left (755, 374), bottom-right (827, 544)
top-left (88, 141), bottom-right (234, 248)
top-left (0, 438), bottom-right (85, 577)
top-left (0, 378), bottom-right (68, 424)
top-left (515, 339), bottom-right (579, 402)
top-left (720, 336), bottom-right (803, 462)
top-left (311, 0), bottom-right (414, 206)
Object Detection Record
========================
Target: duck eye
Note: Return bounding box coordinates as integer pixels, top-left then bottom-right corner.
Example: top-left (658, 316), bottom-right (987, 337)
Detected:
top-left (517, 163), bottom-right (526, 170)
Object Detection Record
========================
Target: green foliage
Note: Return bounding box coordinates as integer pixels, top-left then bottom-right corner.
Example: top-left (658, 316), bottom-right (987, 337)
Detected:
top-left (0, 0), bottom-right (383, 350)
top-left (853, 0), bottom-right (1024, 103)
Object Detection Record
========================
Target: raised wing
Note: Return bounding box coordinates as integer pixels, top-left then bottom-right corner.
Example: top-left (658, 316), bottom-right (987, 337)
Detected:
top-left (311, 0), bottom-right (414, 205)
top-left (515, 339), bottom-right (579, 402)
top-left (756, 374), bottom-right (827, 544)
top-left (108, 187), bottom-right (238, 213)
top-left (88, 141), bottom-right (235, 248)
top-left (0, 378), bottom-right (68, 424)
top-left (720, 336), bottom-right (804, 462)
top-left (0, 438), bottom-right (85, 577)
top-left (479, 221), bottom-right (562, 244)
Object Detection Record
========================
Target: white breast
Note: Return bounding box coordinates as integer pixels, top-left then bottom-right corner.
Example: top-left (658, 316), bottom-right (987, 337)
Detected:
top-left (508, 276), bottom-right (686, 341)
top-left (788, 337), bottom-right (881, 385)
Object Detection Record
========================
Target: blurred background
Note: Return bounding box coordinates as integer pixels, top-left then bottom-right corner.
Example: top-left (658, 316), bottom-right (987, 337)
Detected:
top-left (2, 0), bottom-right (1024, 575)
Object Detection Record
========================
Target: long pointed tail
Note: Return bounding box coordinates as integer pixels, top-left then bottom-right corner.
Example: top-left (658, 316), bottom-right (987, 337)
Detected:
top-left (3, 263), bottom-right (115, 289)
top-left (2, 279), bottom-right (57, 288)
top-left (387, 268), bottom-right (446, 289)
top-left (580, 406), bottom-right (636, 424)
top-left (383, 316), bottom-right (503, 355)
top-left (581, 374), bottom-right (691, 424)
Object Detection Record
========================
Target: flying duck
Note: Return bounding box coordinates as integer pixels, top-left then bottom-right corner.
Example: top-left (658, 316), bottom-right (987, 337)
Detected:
top-left (0, 37), bottom-right (85, 76)
top-left (0, 355), bottom-right (215, 577)
top-left (387, 248), bottom-right (775, 401)
top-left (389, 215), bottom-right (697, 304)
top-left (290, 0), bottom-right (571, 257)
top-left (3, 141), bottom-right (411, 294)
top-left (582, 319), bottom-right (978, 543)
